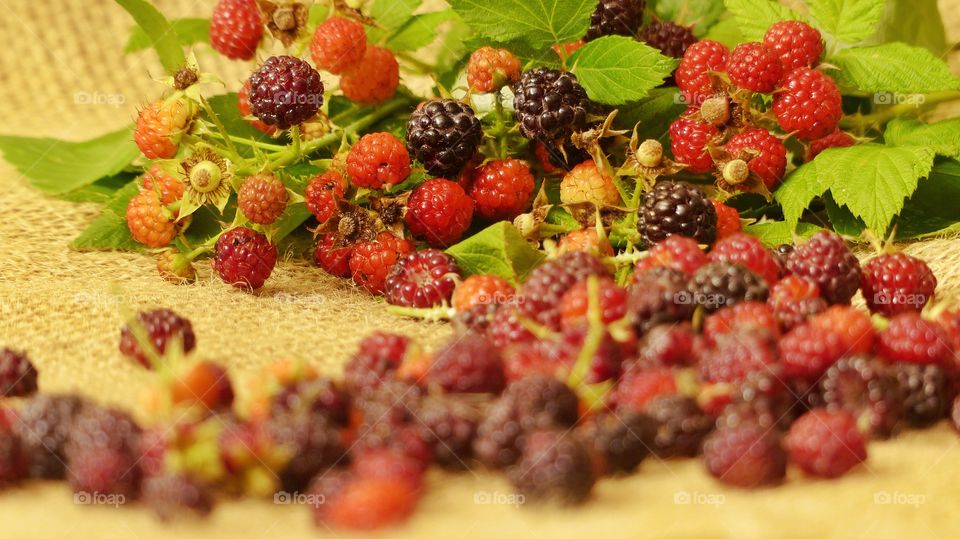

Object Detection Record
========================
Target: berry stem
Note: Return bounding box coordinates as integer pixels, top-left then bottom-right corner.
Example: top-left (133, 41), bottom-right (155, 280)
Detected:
top-left (567, 276), bottom-right (605, 388)
top-left (199, 96), bottom-right (242, 162)
top-left (206, 131), bottom-right (287, 151)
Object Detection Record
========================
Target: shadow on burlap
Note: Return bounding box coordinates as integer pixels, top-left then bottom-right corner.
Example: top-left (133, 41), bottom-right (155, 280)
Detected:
top-left (0, 1), bottom-right (959, 538)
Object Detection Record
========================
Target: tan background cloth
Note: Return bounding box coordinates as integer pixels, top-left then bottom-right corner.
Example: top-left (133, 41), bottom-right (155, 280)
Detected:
top-left (0, 1), bottom-right (959, 537)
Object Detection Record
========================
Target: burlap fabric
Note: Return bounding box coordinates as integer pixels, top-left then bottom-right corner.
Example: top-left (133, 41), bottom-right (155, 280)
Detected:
top-left (0, 1), bottom-right (958, 538)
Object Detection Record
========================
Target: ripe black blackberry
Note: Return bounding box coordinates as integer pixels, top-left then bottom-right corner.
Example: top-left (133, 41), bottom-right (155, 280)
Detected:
top-left (638, 181), bottom-right (717, 246)
top-left (248, 55), bottom-right (324, 129)
top-left (0, 348), bottom-right (38, 397)
top-left (513, 68), bottom-right (591, 142)
top-left (645, 394), bottom-right (714, 457)
top-left (579, 411), bottom-right (656, 475)
top-left (896, 363), bottom-right (953, 428)
top-left (642, 20), bottom-right (697, 59)
top-left (585, 0), bottom-right (645, 42)
top-left (519, 251), bottom-right (610, 329)
top-left (65, 405), bottom-right (143, 497)
top-left (627, 267), bottom-right (696, 334)
top-left (15, 394), bottom-right (89, 479)
top-left (416, 397), bottom-right (479, 469)
top-left (142, 474), bottom-right (214, 521)
top-left (119, 308), bottom-right (196, 369)
top-left (405, 99), bottom-right (483, 177)
top-left (509, 429), bottom-right (595, 505)
top-left (687, 262), bottom-right (769, 312)
top-left (264, 409), bottom-right (344, 491)
top-left (820, 356), bottom-right (902, 438)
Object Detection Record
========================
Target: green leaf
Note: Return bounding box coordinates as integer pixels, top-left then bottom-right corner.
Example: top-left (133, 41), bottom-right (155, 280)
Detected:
top-left (370, 0), bottom-right (422, 31)
top-left (869, 0), bottom-right (947, 56)
top-left (829, 43), bottom-right (960, 95)
top-left (806, 0), bottom-right (884, 43)
top-left (822, 193), bottom-right (866, 237)
top-left (125, 18), bottom-right (209, 53)
top-left (70, 180), bottom-right (141, 251)
top-left (818, 144), bottom-right (936, 233)
top-left (774, 159), bottom-right (827, 230)
top-left (205, 93), bottom-right (278, 157)
top-left (384, 10), bottom-right (456, 52)
top-left (56, 173), bottom-right (137, 203)
top-left (655, 0), bottom-right (726, 34)
top-left (446, 222), bottom-right (546, 284)
top-left (613, 88), bottom-right (686, 142)
top-left (114, 0), bottom-right (186, 73)
top-left (570, 36), bottom-right (678, 105)
top-left (744, 221), bottom-right (822, 248)
top-left (702, 16), bottom-right (746, 47)
top-left (723, 0), bottom-right (801, 41)
top-left (0, 128), bottom-right (140, 195)
top-left (448, 0), bottom-right (594, 49)
top-left (884, 118), bottom-right (960, 159)
top-left (896, 159), bottom-right (960, 239)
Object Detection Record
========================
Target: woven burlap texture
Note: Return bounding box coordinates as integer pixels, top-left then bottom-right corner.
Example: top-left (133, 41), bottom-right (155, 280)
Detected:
top-left (1, 1), bottom-right (959, 538)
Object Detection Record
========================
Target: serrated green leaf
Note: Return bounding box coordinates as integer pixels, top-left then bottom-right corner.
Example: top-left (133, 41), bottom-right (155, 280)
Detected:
top-left (806, 0), bottom-right (884, 43)
top-left (70, 180), bottom-right (142, 251)
top-left (569, 37), bottom-right (678, 105)
top-left (896, 159), bottom-right (960, 239)
top-left (448, 0), bottom-right (594, 49)
top-left (829, 43), bottom-right (960, 95)
top-left (723, 0), bottom-right (801, 41)
top-left (446, 222), bottom-right (546, 284)
top-left (370, 0), bottom-right (422, 30)
top-left (125, 18), bottom-right (209, 53)
top-left (0, 128), bottom-right (140, 195)
top-left (822, 192), bottom-right (866, 237)
top-left (869, 0), bottom-right (947, 56)
top-left (613, 88), bottom-right (686, 142)
top-left (656, 0), bottom-right (726, 34)
top-left (702, 16), bottom-right (746, 47)
top-left (744, 221), bottom-right (822, 248)
top-left (884, 118), bottom-right (960, 159)
top-left (56, 173), bottom-right (137, 203)
top-left (819, 144), bottom-right (936, 233)
top-left (114, 0), bottom-right (186, 73)
top-left (774, 159), bottom-right (827, 230)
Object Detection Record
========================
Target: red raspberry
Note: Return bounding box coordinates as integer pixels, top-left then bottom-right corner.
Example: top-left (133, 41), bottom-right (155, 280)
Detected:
top-left (452, 274), bottom-right (515, 312)
top-left (346, 132), bottom-right (411, 189)
top-left (237, 174), bottom-right (287, 225)
top-left (212, 226), bottom-right (278, 289)
top-left (785, 231), bottom-right (862, 304)
top-left (304, 171), bottom-right (347, 223)
top-left (134, 98), bottom-right (192, 159)
top-left (636, 324), bottom-right (697, 367)
top-left (210, 0), bottom-right (263, 60)
top-left (238, 80), bottom-right (278, 135)
top-left (768, 275), bottom-right (827, 331)
top-left (875, 312), bottom-right (952, 365)
top-left (142, 164), bottom-right (184, 205)
top-left (786, 409), bottom-right (866, 478)
top-left (558, 229), bottom-right (614, 257)
top-left (699, 331), bottom-right (779, 384)
top-left (349, 232), bottom-right (414, 294)
top-left (118, 308), bottom-right (196, 369)
top-left (405, 178), bottom-right (474, 247)
top-left (726, 42), bottom-right (784, 93)
top-left (778, 323), bottom-right (846, 381)
top-left (314, 234), bottom-right (353, 277)
top-left (703, 301), bottom-right (779, 344)
top-left (558, 276), bottom-right (628, 328)
top-left (774, 68), bottom-right (843, 140)
top-left (711, 200), bottom-right (741, 240)
top-left (763, 20), bottom-right (824, 72)
top-left (320, 476), bottom-right (417, 530)
top-left (467, 46), bottom-right (521, 93)
top-left (806, 130), bottom-right (855, 161)
top-left (310, 16), bottom-right (366, 74)
top-left (614, 367), bottom-right (678, 412)
top-left (384, 249), bottom-right (461, 308)
top-left (703, 421), bottom-right (786, 488)
top-left (469, 159), bottom-right (535, 221)
top-left (427, 334), bottom-right (505, 394)
top-left (340, 45), bottom-right (400, 105)
top-left (675, 40), bottom-right (730, 106)
top-left (126, 190), bottom-right (176, 248)
top-left (722, 128), bottom-right (787, 189)
top-left (708, 232), bottom-right (780, 284)
top-left (635, 235), bottom-right (708, 275)
top-left (861, 253), bottom-right (937, 317)
top-left (559, 160), bottom-right (621, 206)
top-left (810, 306), bottom-right (875, 356)
top-left (669, 116), bottom-right (720, 173)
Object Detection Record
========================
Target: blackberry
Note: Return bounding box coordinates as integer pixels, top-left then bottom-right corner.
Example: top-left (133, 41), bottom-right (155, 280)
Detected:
top-left (119, 308), bottom-right (196, 369)
top-left (509, 429), bottom-right (595, 505)
top-left (343, 332), bottom-right (410, 394)
top-left (645, 394), bottom-right (714, 457)
top-left (264, 410), bottom-right (344, 491)
top-left (451, 302), bottom-right (498, 335)
top-left (785, 231), bottom-right (861, 304)
top-left (896, 363), bottom-right (952, 428)
top-left (353, 381), bottom-right (432, 465)
top-left (269, 378), bottom-right (349, 426)
top-left (519, 251), bottom-right (610, 330)
top-left (65, 406), bottom-right (143, 497)
top-left (0, 348), bottom-right (38, 397)
top-left (585, 0), bottom-right (644, 41)
top-left (820, 356), bottom-right (902, 438)
top-left (687, 262), bottom-right (769, 312)
top-left (638, 181), bottom-right (717, 246)
top-left (405, 99), bottom-right (483, 177)
top-left (416, 397), bottom-right (479, 469)
top-left (579, 411), bottom-right (656, 475)
top-left (642, 20), bottom-right (697, 59)
top-left (384, 249), bottom-right (461, 308)
top-left (248, 55), bottom-right (324, 129)
top-left (16, 394), bottom-right (89, 479)
top-left (718, 373), bottom-right (795, 432)
top-left (142, 474), bottom-right (214, 521)
top-left (626, 267), bottom-right (696, 334)
top-left (703, 420), bottom-right (786, 487)
top-left (426, 333), bottom-right (506, 394)
top-left (513, 68), bottom-right (591, 142)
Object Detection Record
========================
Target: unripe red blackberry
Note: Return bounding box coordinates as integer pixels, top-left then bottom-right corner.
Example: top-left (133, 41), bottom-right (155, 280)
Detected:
top-left (642, 20), bottom-right (697, 58)
top-left (638, 181), bottom-right (717, 246)
top-left (513, 68), bottom-right (591, 142)
top-left (118, 308), bottom-right (197, 369)
top-left (785, 231), bottom-right (861, 305)
top-left (212, 226), bottom-right (278, 289)
top-left (237, 174), bottom-right (287, 225)
top-left (585, 0), bottom-right (645, 42)
top-left (687, 262), bottom-right (770, 312)
top-left (405, 99), bottom-right (483, 178)
top-left (248, 55), bottom-right (324, 130)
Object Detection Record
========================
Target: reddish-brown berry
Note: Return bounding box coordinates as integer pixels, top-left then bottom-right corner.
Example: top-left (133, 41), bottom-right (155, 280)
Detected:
top-left (238, 174), bottom-right (287, 225)
top-left (786, 409), bottom-right (866, 478)
top-left (212, 227), bottom-right (278, 289)
top-left (349, 232), bottom-right (414, 294)
top-left (467, 46), bottom-right (521, 93)
top-left (304, 171), bottom-right (347, 222)
top-left (340, 46), bottom-right (400, 105)
top-left (861, 253), bottom-right (937, 317)
top-left (346, 132), bottom-right (411, 189)
top-left (406, 178), bottom-right (474, 247)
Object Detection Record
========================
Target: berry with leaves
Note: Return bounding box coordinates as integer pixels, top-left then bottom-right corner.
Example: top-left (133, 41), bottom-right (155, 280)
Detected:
top-left (763, 20), bottom-right (823, 72)
top-left (513, 68), bottom-right (591, 142)
top-left (774, 67), bottom-right (842, 140)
